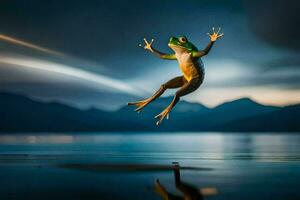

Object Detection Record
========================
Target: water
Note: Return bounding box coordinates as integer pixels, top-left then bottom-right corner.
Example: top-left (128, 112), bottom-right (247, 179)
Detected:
top-left (0, 133), bottom-right (299, 200)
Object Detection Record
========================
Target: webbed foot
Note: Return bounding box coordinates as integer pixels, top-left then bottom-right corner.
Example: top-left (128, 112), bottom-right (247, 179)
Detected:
top-left (128, 99), bottom-right (150, 113)
top-left (155, 107), bottom-right (171, 126)
top-left (207, 27), bottom-right (224, 42)
top-left (139, 38), bottom-right (154, 52)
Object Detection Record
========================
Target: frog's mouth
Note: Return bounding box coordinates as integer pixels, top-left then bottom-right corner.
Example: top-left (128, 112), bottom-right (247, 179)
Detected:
top-left (168, 43), bottom-right (190, 52)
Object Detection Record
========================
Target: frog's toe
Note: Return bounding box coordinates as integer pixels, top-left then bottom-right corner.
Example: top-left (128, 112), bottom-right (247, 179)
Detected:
top-left (155, 109), bottom-right (170, 126)
top-left (128, 99), bottom-right (150, 113)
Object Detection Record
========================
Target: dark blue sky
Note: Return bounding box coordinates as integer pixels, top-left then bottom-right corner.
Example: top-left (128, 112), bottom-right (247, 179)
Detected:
top-left (0, 0), bottom-right (299, 109)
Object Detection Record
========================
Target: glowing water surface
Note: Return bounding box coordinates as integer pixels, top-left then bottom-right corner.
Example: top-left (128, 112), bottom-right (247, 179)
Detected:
top-left (0, 133), bottom-right (299, 200)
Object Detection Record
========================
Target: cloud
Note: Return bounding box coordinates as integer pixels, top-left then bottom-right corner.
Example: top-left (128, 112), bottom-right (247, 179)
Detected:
top-left (0, 55), bottom-right (143, 96)
top-left (0, 34), bottom-right (64, 56)
top-left (205, 74), bottom-right (300, 89)
top-left (0, 81), bottom-right (136, 110)
top-left (187, 86), bottom-right (300, 107)
top-left (1, 0), bottom-right (299, 107)
top-left (259, 56), bottom-right (300, 71)
top-left (244, 0), bottom-right (300, 50)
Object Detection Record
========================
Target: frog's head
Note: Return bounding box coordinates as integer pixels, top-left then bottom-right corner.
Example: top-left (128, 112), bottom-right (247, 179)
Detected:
top-left (168, 36), bottom-right (198, 53)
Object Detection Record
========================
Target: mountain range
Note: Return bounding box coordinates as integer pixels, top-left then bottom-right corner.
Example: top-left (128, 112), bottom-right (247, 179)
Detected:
top-left (0, 92), bottom-right (299, 132)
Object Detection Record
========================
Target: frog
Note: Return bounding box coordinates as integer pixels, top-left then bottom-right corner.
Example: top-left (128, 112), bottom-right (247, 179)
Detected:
top-left (128, 27), bottom-right (224, 126)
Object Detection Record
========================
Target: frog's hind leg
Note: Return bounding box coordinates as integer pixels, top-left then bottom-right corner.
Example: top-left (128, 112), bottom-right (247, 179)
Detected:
top-left (128, 76), bottom-right (185, 113)
top-left (155, 78), bottom-right (201, 126)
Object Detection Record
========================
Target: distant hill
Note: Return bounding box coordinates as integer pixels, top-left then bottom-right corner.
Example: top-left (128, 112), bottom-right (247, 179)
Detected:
top-left (0, 92), bottom-right (147, 132)
top-left (218, 104), bottom-right (300, 132)
top-left (0, 92), bottom-right (299, 132)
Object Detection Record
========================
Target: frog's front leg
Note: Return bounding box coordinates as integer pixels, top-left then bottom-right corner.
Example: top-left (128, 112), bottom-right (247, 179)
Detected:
top-left (192, 27), bottom-right (224, 58)
top-left (140, 38), bottom-right (176, 60)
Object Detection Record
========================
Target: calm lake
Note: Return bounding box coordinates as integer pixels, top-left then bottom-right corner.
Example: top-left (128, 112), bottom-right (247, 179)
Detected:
top-left (0, 133), bottom-right (299, 200)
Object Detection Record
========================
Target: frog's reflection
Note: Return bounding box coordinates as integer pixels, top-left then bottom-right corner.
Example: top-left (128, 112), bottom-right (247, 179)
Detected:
top-left (155, 163), bottom-right (217, 200)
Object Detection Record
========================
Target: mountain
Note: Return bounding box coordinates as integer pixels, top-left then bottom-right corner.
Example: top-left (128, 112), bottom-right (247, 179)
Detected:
top-left (219, 104), bottom-right (300, 132)
top-left (120, 97), bottom-right (281, 131)
top-left (0, 92), bottom-right (299, 132)
top-left (0, 92), bottom-right (147, 132)
top-left (180, 98), bottom-right (280, 131)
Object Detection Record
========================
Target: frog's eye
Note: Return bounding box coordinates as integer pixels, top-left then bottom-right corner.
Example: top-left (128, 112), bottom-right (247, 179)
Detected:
top-left (179, 37), bottom-right (187, 43)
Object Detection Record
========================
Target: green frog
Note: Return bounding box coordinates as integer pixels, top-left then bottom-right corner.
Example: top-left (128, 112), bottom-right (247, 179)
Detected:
top-left (128, 27), bottom-right (224, 126)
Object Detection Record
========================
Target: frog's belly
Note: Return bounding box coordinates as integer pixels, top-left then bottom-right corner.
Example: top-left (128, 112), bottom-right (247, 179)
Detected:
top-left (177, 53), bottom-right (204, 81)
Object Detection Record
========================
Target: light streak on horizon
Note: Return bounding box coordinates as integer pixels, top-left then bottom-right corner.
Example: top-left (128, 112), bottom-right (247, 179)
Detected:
top-left (0, 55), bottom-right (142, 96)
top-left (0, 34), bottom-right (64, 56)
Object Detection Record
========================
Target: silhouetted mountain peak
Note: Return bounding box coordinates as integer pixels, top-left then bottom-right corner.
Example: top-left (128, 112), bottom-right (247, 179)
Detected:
top-left (215, 97), bottom-right (258, 109)
top-left (1, 91), bottom-right (299, 132)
